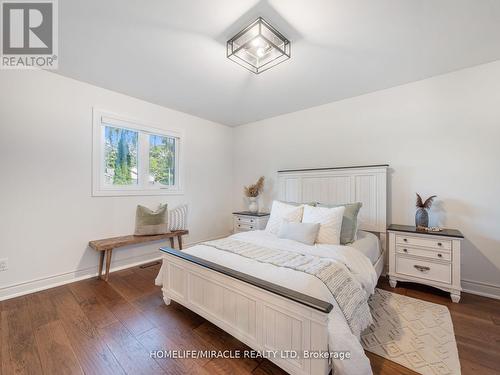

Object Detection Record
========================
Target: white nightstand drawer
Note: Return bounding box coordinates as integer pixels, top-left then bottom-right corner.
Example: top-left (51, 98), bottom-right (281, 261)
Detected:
top-left (396, 256), bottom-right (451, 284)
top-left (234, 222), bottom-right (257, 231)
top-left (396, 235), bottom-right (451, 250)
top-left (234, 216), bottom-right (259, 225)
top-left (396, 245), bottom-right (451, 261)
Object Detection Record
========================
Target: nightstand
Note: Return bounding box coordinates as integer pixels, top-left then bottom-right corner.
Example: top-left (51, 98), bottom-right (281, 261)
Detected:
top-left (233, 211), bottom-right (270, 233)
top-left (387, 224), bottom-right (464, 303)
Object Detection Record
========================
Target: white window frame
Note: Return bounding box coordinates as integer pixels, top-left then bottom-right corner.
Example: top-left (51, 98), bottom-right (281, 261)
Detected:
top-left (92, 109), bottom-right (184, 196)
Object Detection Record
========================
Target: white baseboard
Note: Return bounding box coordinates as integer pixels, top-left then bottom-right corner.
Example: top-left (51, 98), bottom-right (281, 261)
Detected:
top-left (462, 278), bottom-right (500, 300)
top-left (0, 234), bottom-right (230, 302)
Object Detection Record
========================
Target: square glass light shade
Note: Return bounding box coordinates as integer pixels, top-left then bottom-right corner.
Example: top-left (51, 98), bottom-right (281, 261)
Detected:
top-left (227, 17), bottom-right (291, 74)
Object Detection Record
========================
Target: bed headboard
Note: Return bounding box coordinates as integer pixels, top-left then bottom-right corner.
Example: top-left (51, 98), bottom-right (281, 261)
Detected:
top-left (277, 164), bottom-right (388, 234)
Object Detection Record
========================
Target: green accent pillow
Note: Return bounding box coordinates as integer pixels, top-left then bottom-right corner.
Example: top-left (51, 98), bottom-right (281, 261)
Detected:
top-left (317, 202), bottom-right (362, 244)
top-left (134, 204), bottom-right (168, 236)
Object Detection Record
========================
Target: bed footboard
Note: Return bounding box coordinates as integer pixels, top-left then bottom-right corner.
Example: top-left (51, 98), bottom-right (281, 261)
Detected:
top-left (159, 249), bottom-right (331, 375)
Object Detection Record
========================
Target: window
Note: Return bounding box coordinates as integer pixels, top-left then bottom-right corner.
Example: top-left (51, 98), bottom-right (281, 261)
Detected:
top-left (93, 110), bottom-right (183, 196)
top-left (103, 126), bottom-right (139, 186)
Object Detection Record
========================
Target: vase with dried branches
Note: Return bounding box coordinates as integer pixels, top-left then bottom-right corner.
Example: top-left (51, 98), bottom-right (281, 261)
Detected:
top-left (244, 177), bottom-right (264, 213)
top-left (415, 193), bottom-right (436, 228)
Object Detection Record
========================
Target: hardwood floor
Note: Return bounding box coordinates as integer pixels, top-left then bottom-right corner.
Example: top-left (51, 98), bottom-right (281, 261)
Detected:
top-left (1, 263), bottom-right (499, 374)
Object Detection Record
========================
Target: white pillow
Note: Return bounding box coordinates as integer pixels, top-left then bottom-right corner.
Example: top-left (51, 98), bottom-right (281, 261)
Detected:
top-left (168, 204), bottom-right (188, 231)
top-left (302, 205), bottom-right (346, 245)
top-left (278, 222), bottom-right (320, 245)
top-left (265, 200), bottom-right (304, 234)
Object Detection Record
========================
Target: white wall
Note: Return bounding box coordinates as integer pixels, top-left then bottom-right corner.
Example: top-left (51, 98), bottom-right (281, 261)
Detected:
top-left (233, 61), bottom-right (500, 298)
top-left (0, 70), bottom-right (233, 299)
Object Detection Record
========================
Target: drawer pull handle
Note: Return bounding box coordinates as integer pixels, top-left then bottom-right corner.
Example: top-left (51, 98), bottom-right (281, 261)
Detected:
top-left (437, 253), bottom-right (442, 258)
top-left (403, 238), bottom-right (408, 242)
top-left (250, 226), bottom-right (254, 229)
top-left (238, 218), bottom-right (241, 221)
top-left (250, 220), bottom-right (254, 223)
top-left (403, 248), bottom-right (408, 253)
top-left (238, 224), bottom-right (241, 227)
top-left (414, 265), bottom-right (430, 272)
top-left (437, 242), bottom-right (442, 246)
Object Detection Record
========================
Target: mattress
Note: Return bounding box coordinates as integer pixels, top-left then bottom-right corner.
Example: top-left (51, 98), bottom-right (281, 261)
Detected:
top-left (351, 230), bottom-right (381, 265)
top-left (182, 230), bottom-right (378, 303)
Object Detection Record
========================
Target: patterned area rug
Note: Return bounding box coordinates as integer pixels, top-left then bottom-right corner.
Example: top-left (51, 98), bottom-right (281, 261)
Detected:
top-left (361, 289), bottom-right (460, 375)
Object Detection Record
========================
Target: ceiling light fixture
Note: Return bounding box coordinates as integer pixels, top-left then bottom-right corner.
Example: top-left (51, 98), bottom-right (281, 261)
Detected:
top-left (227, 17), bottom-right (291, 74)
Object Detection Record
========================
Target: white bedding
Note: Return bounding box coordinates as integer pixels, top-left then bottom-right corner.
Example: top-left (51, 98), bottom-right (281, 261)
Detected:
top-left (176, 230), bottom-right (377, 375)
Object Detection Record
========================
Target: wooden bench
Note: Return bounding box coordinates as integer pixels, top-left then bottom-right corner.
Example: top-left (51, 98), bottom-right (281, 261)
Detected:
top-left (88, 230), bottom-right (188, 281)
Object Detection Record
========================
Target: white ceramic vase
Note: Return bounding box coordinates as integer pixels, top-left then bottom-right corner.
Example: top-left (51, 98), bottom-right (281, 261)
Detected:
top-left (248, 197), bottom-right (258, 213)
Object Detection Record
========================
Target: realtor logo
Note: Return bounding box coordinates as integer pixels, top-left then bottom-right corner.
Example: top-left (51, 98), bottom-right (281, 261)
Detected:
top-left (1, 0), bottom-right (58, 69)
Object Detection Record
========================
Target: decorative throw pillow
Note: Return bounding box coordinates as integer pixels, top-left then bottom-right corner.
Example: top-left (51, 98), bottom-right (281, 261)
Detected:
top-left (317, 202), bottom-right (362, 244)
top-left (301, 205), bottom-right (345, 245)
top-left (168, 204), bottom-right (188, 231)
top-left (134, 204), bottom-right (168, 236)
top-left (278, 222), bottom-right (320, 245)
top-left (265, 200), bottom-right (304, 234)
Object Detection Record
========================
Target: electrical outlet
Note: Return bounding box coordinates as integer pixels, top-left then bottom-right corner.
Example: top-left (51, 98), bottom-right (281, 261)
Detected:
top-left (0, 258), bottom-right (8, 272)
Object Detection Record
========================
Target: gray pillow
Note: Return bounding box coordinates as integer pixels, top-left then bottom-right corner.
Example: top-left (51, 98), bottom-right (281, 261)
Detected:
top-left (278, 200), bottom-right (317, 207)
top-left (317, 202), bottom-right (362, 244)
top-left (277, 222), bottom-right (320, 245)
top-left (134, 204), bottom-right (168, 236)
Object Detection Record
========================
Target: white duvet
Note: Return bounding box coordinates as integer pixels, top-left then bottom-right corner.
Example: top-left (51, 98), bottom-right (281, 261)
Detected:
top-left (157, 230), bottom-right (377, 375)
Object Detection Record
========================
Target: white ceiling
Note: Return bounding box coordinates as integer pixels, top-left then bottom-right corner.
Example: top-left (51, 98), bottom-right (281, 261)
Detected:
top-left (57, 0), bottom-right (500, 126)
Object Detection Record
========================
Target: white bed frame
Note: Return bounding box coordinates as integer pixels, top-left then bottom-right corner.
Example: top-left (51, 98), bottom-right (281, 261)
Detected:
top-left (158, 165), bottom-right (388, 375)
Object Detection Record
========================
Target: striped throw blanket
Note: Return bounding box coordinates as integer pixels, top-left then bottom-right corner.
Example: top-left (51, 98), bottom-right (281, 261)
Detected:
top-left (201, 238), bottom-right (372, 337)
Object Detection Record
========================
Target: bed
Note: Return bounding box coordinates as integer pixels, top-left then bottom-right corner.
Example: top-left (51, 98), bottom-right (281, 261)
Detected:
top-left (156, 165), bottom-right (388, 375)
